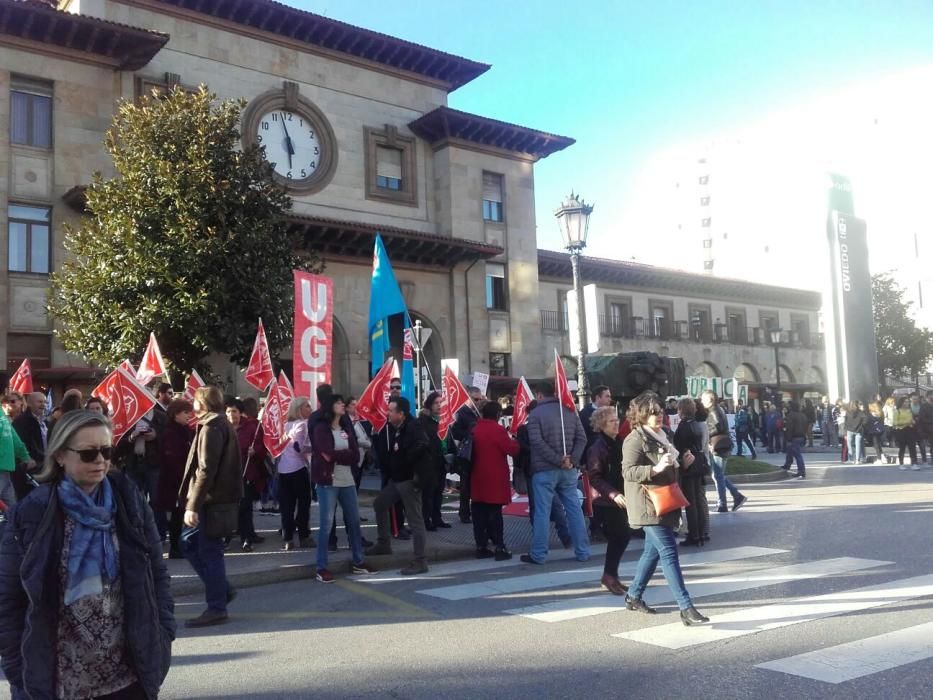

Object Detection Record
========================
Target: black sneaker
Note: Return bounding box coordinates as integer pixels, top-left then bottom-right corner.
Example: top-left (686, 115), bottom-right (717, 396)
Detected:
top-left (520, 554), bottom-right (544, 565)
top-left (716, 505), bottom-right (728, 513)
top-left (732, 495), bottom-right (748, 512)
top-left (680, 606), bottom-right (709, 626)
top-left (476, 547), bottom-right (494, 559)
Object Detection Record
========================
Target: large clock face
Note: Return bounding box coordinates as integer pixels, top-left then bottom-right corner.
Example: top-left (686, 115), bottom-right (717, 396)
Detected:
top-left (257, 109), bottom-right (323, 183)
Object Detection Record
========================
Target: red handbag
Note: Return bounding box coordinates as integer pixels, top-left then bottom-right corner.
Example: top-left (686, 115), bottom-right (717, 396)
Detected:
top-left (643, 482), bottom-right (690, 516)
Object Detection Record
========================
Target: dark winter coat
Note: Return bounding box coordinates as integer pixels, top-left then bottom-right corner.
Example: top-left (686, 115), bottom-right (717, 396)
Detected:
top-left (310, 420), bottom-right (360, 486)
top-left (526, 398), bottom-right (587, 475)
top-left (844, 409), bottom-right (866, 434)
top-left (417, 410), bottom-right (449, 483)
top-left (585, 431), bottom-right (625, 507)
top-left (470, 418), bottom-right (519, 505)
top-left (374, 416), bottom-right (432, 487)
top-left (0, 472), bottom-right (174, 700)
top-left (155, 420), bottom-right (193, 512)
top-left (235, 417), bottom-right (268, 492)
top-left (179, 412), bottom-right (243, 512)
top-left (621, 426), bottom-right (681, 529)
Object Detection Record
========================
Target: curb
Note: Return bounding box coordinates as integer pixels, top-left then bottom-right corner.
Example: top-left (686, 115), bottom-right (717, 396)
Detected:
top-left (171, 543), bottom-right (476, 597)
top-left (729, 469), bottom-right (794, 484)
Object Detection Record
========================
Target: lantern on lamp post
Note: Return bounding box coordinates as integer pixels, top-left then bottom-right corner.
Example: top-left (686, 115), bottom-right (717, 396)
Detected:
top-left (555, 192), bottom-right (594, 409)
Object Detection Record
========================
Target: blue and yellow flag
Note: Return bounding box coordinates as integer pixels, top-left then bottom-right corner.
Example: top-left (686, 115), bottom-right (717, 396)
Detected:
top-left (368, 235), bottom-right (409, 380)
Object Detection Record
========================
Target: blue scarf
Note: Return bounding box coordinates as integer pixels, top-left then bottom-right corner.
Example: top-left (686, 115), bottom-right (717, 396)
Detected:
top-left (57, 477), bottom-right (119, 605)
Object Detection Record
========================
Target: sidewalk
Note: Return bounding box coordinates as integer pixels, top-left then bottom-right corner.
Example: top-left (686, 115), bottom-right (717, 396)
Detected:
top-left (169, 453), bottom-right (839, 597)
top-left (169, 486), bottom-right (565, 596)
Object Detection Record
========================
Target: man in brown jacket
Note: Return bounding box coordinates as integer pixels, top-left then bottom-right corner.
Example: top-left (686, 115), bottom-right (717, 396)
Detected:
top-left (180, 385), bottom-right (243, 627)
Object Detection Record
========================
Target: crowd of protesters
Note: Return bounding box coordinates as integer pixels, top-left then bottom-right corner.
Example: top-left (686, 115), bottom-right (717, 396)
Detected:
top-left (2, 364), bottom-right (931, 698)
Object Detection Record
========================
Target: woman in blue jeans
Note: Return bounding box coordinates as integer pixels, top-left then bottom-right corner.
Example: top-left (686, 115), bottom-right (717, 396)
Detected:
top-left (310, 394), bottom-right (377, 583)
top-left (621, 392), bottom-right (709, 627)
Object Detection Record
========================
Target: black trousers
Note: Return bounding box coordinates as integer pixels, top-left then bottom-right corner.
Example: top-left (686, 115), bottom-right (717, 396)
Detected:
top-left (168, 506), bottom-right (184, 551)
top-left (422, 470), bottom-right (445, 527)
top-left (680, 476), bottom-right (707, 542)
top-left (596, 504), bottom-right (630, 577)
top-left (896, 427), bottom-right (919, 465)
top-left (237, 480), bottom-right (260, 541)
top-left (279, 469), bottom-right (311, 540)
top-left (867, 433), bottom-right (885, 461)
top-left (471, 501), bottom-right (504, 549)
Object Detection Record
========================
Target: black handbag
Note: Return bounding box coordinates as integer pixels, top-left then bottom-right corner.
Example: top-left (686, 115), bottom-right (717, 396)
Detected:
top-left (202, 502), bottom-right (238, 539)
top-left (454, 434), bottom-right (474, 476)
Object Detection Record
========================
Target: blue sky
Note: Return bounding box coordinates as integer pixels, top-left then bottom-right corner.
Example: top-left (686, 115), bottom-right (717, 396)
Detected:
top-left (295, 1), bottom-right (933, 285)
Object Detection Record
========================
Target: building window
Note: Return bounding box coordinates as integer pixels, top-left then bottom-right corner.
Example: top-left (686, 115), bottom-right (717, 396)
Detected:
top-left (364, 125), bottom-right (417, 206)
top-left (482, 172), bottom-right (504, 222)
top-left (791, 313), bottom-right (811, 346)
top-left (11, 87), bottom-right (52, 148)
top-left (726, 307), bottom-right (747, 344)
top-left (7, 333), bottom-right (52, 373)
top-left (489, 352), bottom-right (510, 377)
top-left (649, 301), bottom-right (673, 339)
top-left (485, 263), bottom-right (507, 311)
top-left (8, 205), bottom-right (50, 274)
top-left (375, 146), bottom-right (403, 191)
top-left (607, 301), bottom-right (629, 336)
top-left (689, 304), bottom-right (712, 343)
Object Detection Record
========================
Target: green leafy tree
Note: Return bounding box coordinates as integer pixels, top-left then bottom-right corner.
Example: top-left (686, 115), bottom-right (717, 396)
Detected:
top-left (50, 87), bottom-right (320, 377)
top-left (872, 273), bottom-right (933, 386)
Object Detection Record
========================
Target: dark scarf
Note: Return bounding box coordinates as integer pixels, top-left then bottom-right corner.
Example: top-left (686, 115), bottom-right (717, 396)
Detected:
top-left (57, 476), bottom-right (119, 605)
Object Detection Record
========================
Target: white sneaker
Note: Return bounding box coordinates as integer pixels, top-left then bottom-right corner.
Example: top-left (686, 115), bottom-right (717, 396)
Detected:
top-left (911, 464), bottom-right (922, 471)
top-left (899, 465), bottom-right (908, 471)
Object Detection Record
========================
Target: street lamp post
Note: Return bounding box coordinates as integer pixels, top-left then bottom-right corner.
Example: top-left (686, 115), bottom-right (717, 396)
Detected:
top-left (769, 327), bottom-right (783, 401)
top-left (555, 193), bottom-right (595, 409)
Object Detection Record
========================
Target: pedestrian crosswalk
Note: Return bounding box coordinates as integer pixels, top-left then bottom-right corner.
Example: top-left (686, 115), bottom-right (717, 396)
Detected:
top-left (382, 543), bottom-right (933, 686)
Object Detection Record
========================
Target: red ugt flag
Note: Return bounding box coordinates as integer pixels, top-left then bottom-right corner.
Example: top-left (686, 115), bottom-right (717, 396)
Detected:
top-left (356, 359), bottom-right (395, 434)
top-left (261, 382), bottom-right (289, 459)
top-left (182, 369), bottom-right (206, 402)
top-left (93, 367), bottom-right (157, 444)
top-left (276, 370), bottom-right (294, 406)
top-left (136, 333), bottom-right (167, 386)
top-left (554, 349), bottom-right (577, 412)
top-left (439, 365), bottom-right (472, 440)
top-left (245, 318), bottom-right (275, 391)
top-left (9, 358), bottom-right (33, 395)
top-left (509, 376), bottom-right (534, 436)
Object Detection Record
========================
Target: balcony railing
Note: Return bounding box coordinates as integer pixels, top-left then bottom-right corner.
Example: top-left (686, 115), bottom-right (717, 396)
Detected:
top-left (540, 310), bottom-right (824, 349)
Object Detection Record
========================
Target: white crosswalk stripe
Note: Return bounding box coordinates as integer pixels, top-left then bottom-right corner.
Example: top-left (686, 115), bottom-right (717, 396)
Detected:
top-left (506, 556), bottom-right (889, 622)
top-left (416, 546), bottom-right (786, 601)
top-left (755, 620), bottom-right (933, 683)
top-left (613, 573), bottom-right (933, 649)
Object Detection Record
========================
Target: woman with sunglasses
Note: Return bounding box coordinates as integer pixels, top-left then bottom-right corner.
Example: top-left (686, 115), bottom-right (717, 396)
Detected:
top-left (621, 392), bottom-right (709, 627)
top-left (0, 410), bottom-right (174, 699)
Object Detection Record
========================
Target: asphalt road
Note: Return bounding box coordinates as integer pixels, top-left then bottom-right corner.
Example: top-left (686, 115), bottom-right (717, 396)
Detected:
top-left (156, 455), bottom-right (933, 700)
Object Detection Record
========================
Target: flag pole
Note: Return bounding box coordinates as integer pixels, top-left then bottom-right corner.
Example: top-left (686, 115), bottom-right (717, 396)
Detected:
top-left (555, 349), bottom-right (567, 456)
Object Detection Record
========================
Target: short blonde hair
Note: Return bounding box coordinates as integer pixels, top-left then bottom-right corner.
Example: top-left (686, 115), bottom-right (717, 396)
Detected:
top-left (590, 405), bottom-right (619, 433)
top-left (38, 410), bottom-right (112, 483)
top-left (286, 397), bottom-right (311, 422)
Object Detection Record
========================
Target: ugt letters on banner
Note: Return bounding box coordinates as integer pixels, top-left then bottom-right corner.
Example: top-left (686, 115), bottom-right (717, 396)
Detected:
top-left (293, 271), bottom-right (333, 403)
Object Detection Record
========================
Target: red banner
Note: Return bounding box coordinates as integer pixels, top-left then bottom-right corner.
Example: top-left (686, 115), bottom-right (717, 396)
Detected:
top-left (356, 358), bottom-right (394, 434)
top-left (182, 370), bottom-right (206, 428)
top-left (510, 376), bottom-right (534, 435)
top-left (261, 381), bottom-right (289, 459)
top-left (136, 333), bottom-right (167, 386)
top-left (554, 349), bottom-right (577, 412)
top-left (439, 365), bottom-right (472, 441)
top-left (276, 370), bottom-right (295, 406)
top-left (293, 272), bottom-right (333, 405)
top-left (244, 318), bottom-right (275, 391)
top-left (92, 367), bottom-right (157, 444)
top-left (9, 358), bottom-right (33, 395)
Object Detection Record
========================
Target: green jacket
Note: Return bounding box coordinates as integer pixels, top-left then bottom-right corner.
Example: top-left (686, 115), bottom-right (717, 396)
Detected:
top-left (0, 413), bottom-right (30, 472)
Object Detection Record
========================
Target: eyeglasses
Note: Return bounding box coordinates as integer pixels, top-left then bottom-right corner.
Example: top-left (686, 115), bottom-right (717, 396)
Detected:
top-left (390, 385), bottom-right (402, 391)
top-left (65, 446), bottom-right (113, 463)
top-left (648, 408), bottom-right (664, 416)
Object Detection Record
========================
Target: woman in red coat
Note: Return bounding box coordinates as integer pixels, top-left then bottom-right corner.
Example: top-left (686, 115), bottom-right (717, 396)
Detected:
top-left (470, 401), bottom-right (520, 560)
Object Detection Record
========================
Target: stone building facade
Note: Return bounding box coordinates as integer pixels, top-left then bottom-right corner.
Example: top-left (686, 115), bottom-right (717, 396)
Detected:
top-left (0, 0), bottom-right (826, 400)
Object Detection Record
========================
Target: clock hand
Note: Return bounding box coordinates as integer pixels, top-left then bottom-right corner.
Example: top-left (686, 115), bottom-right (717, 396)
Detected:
top-left (280, 114), bottom-right (295, 169)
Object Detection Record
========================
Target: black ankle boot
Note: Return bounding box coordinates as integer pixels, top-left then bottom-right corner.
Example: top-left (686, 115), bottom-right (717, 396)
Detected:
top-left (680, 606), bottom-right (709, 626)
top-left (625, 595), bottom-right (657, 614)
